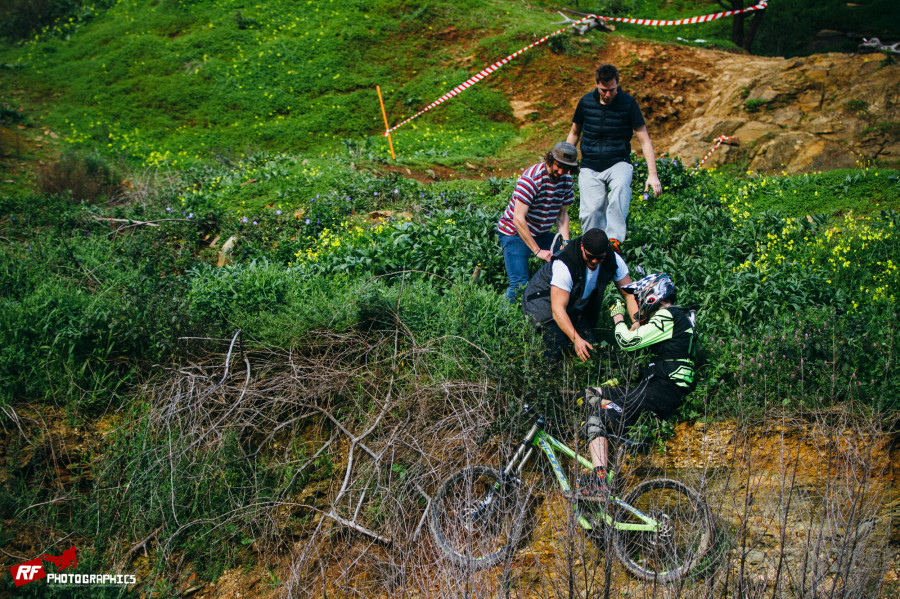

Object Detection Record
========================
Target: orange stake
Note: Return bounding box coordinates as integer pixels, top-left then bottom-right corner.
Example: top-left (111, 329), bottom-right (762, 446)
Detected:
top-left (376, 85), bottom-right (396, 160)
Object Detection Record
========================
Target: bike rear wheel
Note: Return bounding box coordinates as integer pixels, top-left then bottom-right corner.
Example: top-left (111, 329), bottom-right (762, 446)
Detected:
top-left (428, 465), bottom-right (528, 570)
top-left (613, 478), bottom-right (713, 582)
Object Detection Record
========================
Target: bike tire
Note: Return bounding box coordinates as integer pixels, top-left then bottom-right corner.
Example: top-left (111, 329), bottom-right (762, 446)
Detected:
top-left (428, 465), bottom-right (528, 570)
top-left (612, 478), bottom-right (713, 582)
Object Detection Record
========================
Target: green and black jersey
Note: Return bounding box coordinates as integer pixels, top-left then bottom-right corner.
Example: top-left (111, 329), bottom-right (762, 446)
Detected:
top-left (613, 306), bottom-right (697, 393)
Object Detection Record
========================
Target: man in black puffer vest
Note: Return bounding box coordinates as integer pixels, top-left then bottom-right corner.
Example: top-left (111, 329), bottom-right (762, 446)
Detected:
top-left (566, 64), bottom-right (663, 253)
top-left (522, 228), bottom-right (639, 362)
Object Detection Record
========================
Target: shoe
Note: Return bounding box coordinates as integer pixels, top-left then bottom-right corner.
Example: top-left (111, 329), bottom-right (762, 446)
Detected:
top-left (565, 470), bottom-right (609, 503)
top-left (609, 238), bottom-right (622, 255)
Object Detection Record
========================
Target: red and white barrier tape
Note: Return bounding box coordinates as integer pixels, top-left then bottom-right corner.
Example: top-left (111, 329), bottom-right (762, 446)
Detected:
top-left (694, 135), bottom-right (738, 171)
top-left (384, 1), bottom-right (768, 135)
top-left (384, 17), bottom-right (592, 135)
top-left (601, 0), bottom-right (767, 27)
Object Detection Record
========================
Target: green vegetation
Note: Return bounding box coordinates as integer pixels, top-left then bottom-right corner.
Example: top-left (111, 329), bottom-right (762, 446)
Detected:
top-left (744, 98), bottom-right (770, 113)
top-left (3, 130), bottom-right (900, 599)
top-left (3, 154), bottom-right (897, 414)
top-left (0, 0), bottom-right (554, 167)
top-left (1, 0), bottom-right (900, 594)
top-left (2, 0), bottom-right (894, 174)
top-left (844, 99), bottom-right (868, 113)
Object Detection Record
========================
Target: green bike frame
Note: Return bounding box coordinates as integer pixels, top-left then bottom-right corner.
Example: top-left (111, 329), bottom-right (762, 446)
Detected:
top-left (500, 417), bottom-right (659, 534)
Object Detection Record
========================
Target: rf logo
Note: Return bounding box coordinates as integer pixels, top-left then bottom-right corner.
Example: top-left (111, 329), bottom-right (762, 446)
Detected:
top-left (41, 546), bottom-right (77, 572)
top-left (10, 558), bottom-right (46, 587)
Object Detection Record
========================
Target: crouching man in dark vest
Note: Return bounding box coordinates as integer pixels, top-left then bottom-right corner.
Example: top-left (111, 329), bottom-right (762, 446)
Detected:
top-left (522, 228), bottom-right (639, 362)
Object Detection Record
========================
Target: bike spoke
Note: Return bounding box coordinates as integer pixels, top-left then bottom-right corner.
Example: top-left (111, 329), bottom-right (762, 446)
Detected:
top-left (614, 479), bottom-right (713, 582)
top-left (429, 466), bottom-right (526, 569)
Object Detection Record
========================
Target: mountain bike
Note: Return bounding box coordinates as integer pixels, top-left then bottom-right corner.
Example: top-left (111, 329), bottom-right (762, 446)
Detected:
top-left (428, 406), bottom-right (714, 582)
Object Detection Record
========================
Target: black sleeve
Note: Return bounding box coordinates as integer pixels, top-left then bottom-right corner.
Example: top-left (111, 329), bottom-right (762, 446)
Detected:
top-left (629, 97), bottom-right (646, 129)
top-left (573, 96), bottom-right (585, 125)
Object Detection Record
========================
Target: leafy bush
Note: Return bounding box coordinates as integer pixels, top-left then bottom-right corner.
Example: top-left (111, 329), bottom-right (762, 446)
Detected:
top-left (632, 154), bottom-right (693, 195)
top-left (0, 0), bottom-right (79, 41)
top-left (623, 169), bottom-right (900, 414)
top-left (187, 259), bottom-right (294, 328)
top-left (715, 168), bottom-right (900, 217)
top-left (0, 193), bottom-right (202, 410)
top-left (298, 208), bottom-right (506, 291)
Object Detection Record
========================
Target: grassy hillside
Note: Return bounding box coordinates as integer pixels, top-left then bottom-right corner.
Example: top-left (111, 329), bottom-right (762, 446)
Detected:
top-left (1, 0), bottom-right (899, 595)
top-left (1, 0), bottom-right (569, 168)
top-left (3, 0), bottom-right (896, 174)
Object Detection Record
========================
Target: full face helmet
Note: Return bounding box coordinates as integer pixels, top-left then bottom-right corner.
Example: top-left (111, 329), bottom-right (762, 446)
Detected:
top-left (622, 273), bottom-right (675, 323)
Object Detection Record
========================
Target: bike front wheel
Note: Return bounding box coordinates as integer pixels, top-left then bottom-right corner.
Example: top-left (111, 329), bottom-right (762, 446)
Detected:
top-left (428, 465), bottom-right (528, 570)
top-left (613, 478), bottom-right (714, 582)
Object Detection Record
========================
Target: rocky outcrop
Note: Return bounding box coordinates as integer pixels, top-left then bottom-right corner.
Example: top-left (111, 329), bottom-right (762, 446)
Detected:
top-left (494, 36), bottom-right (898, 175)
top-left (654, 49), bottom-right (900, 172)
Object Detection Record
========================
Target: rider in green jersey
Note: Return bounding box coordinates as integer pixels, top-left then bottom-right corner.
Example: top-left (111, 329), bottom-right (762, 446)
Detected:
top-left (575, 273), bottom-right (697, 500)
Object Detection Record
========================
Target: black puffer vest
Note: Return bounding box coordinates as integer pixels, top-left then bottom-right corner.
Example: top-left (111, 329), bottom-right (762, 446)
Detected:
top-left (578, 88), bottom-right (638, 173)
top-left (522, 237), bottom-right (616, 327)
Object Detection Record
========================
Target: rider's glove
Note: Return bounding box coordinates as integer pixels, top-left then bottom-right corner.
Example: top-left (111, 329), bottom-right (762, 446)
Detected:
top-left (609, 299), bottom-right (626, 319)
top-left (575, 386), bottom-right (603, 408)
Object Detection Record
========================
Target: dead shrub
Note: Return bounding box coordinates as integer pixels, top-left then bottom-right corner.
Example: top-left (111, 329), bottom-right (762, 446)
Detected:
top-left (37, 151), bottom-right (123, 203)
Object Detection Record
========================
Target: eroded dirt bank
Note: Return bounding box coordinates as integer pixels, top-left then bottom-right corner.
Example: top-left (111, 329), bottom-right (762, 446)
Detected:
top-left (3, 395), bottom-right (897, 598)
top-left (499, 37), bottom-right (899, 175)
top-left (193, 414), bottom-right (899, 598)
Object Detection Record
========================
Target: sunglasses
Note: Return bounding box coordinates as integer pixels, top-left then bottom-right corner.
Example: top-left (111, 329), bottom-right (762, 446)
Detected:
top-left (584, 251), bottom-right (606, 262)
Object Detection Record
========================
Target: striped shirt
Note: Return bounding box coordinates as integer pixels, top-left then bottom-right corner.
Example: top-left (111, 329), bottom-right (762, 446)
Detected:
top-left (497, 163), bottom-right (574, 237)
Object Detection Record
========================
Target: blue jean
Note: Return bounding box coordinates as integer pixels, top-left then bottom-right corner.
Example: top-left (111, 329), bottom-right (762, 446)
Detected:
top-left (500, 231), bottom-right (555, 302)
top-left (578, 162), bottom-right (634, 241)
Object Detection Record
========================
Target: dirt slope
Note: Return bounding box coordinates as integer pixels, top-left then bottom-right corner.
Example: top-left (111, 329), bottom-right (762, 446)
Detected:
top-left (495, 37), bottom-right (899, 174)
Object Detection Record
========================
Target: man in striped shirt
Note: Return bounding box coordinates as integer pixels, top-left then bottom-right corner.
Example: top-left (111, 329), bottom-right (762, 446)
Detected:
top-left (498, 142), bottom-right (578, 301)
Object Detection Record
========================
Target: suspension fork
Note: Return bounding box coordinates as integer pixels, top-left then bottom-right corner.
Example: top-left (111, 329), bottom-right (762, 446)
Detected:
top-left (469, 420), bottom-right (541, 520)
top-left (501, 418), bottom-right (542, 481)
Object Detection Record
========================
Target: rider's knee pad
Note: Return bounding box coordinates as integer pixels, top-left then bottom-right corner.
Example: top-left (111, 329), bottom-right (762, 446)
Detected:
top-left (584, 413), bottom-right (607, 441)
